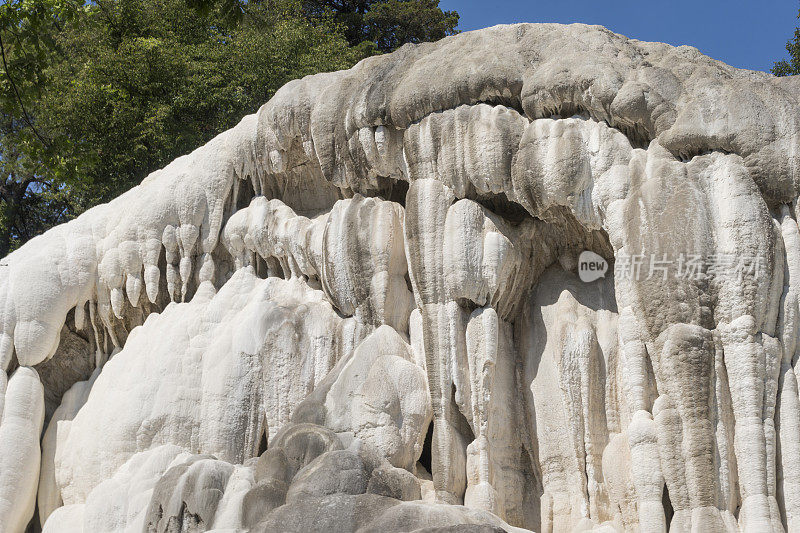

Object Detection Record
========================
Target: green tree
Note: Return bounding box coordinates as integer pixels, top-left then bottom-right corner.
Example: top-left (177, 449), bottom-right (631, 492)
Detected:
top-left (301, 0), bottom-right (458, 52)
top-left (38, 0), bottom-right (358, 203)
top-left (0, 0), bottom-right (459, 254)
top-left (774, 3), bottom-right (800, 75)
top-left (0, 0), bottom-right (83, 255)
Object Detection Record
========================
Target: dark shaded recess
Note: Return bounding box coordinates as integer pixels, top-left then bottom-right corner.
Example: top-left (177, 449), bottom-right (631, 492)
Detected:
top-left (537, 102), bottom-right (590, 122)
top-left (24, 507), bottom-right (41, 533)
top-left (475, 193), bottom-right (529, 225)
top-left (360, 176), bottom-right (409, 208)
top-left (267, 256), bottom-right (285, 279)
top-left (535, 101), bottom-right (652, 149)
top-left (258, 428), bottom-right (269, 457)
top-left (404, 272), bottom-right (413, 293)
top-left (384, 177), bottom-right (409, 207)
top-left (613, 120), bottom-right (652, 150)
top-left (419, 422), bottom-right (433, 474)
top-left (478, 94), bottom-right (525, 118)
top-left (663, 483), bottom-right (674, 528)
top-left (236, 175), bottom-right (257, 211)
top-left (252, 254), bottom-right (268, 280)
top-left (220, 174), bottom-right (257, 231)
top-left (450, 384), bottom-right (475, 444)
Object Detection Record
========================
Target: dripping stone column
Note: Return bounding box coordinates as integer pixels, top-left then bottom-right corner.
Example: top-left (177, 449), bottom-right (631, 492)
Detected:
top-left (405, 178), bottom-right (469, 503)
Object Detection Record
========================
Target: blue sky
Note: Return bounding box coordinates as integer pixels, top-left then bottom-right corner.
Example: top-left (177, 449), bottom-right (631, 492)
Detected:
top-left (438, 1), bottom-right (799, 73)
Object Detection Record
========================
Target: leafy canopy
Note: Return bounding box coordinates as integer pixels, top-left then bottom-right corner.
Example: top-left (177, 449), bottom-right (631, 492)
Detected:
top-left (0, 0), bottom-right (458, 254)
top-left (301, 0), bottom-right (459, 53)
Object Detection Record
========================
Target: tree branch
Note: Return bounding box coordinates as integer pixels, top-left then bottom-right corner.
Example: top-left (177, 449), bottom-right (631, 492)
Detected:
top-left (0, 30), bottom-right (50, 146)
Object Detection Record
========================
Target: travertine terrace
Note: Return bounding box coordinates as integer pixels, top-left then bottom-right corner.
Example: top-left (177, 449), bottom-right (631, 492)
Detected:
top-left (0, 22), bottom-right (799, 532)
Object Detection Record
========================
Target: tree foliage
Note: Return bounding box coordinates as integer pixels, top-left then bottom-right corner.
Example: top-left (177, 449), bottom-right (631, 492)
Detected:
top-left (301, 0), bottom-right (458, 52)
top-left (0, 0), bottom-right (84, 255)
top-left (774, 3), bottom-right (800, 76)
top-left (363, 0), bottom-right (459, 53)
top-left (0, 0), bottom-right (458, 254)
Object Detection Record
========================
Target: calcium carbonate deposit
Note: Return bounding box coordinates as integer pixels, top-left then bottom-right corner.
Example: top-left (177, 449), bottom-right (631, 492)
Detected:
top-left (0, 22), bottom-right (799, 532)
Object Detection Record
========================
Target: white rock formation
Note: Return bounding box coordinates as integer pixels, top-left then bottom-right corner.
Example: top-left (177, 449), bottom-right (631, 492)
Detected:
top-left (0, 22), bottom-right (797, 532)
top-left (0, 367), bottom-right (44, 532)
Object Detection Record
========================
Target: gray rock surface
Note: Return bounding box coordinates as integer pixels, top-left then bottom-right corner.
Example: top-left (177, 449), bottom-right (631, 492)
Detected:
top-left (240, 478), bottom-right (289, 529)
top-left (285, 450), bottom-right (370, 502)
top-left (366, 465), bottom-right (422, 501)
top-left (143, 456), bottom-right (234, 533)
top-left (269, 423), bottom-right (345, 479)
top-left (254, 493), bottom-right (401, 533)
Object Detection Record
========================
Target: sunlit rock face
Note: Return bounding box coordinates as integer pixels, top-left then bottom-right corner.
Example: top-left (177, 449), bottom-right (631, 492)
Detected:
top-left (0, 22), bottom-right (798, 532)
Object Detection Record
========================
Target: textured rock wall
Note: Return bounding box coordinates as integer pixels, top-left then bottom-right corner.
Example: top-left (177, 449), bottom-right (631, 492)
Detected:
top-left (0, 22), bottom-right (798, 532)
